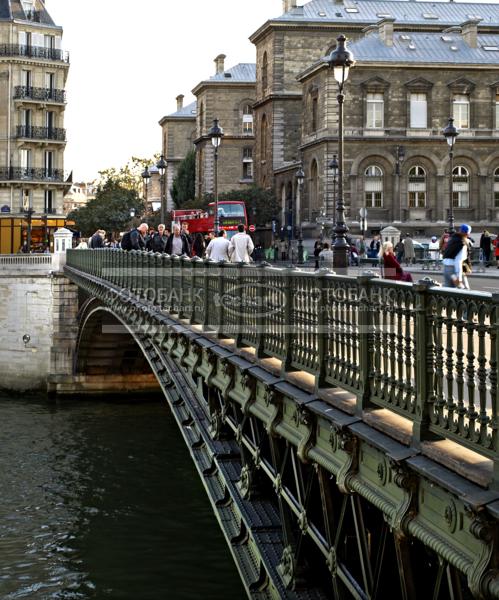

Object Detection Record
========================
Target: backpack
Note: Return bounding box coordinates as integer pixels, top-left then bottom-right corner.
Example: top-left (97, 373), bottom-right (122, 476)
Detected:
top-left (121, 230), bottom-right (132, 250)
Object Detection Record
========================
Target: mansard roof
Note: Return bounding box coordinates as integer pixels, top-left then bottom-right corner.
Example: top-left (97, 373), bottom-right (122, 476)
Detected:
top-left (275, 0), bottom-right (499, 27)
top-left (0, 0), bottom-right (57, 26)
top-left (209, 63), bottom-right (256, 83)
top-left (168, 101), bottom-right (197, 119)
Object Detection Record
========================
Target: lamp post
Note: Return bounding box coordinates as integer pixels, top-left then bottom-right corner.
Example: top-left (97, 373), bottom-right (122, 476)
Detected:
top-left (156, 155), bottom-right (167, 224)
top-left (22, 196), bottom-right (34, 253)
top-left (443, 117), bottom-right (458, 234)
top-left (395, 145), bottom-right (405, 221)
top-left (141, 165), bottom-right (151, 203)
top-left (329, 154), bottom-right (338, 239)
top-left (295, 164), bottom-right (305, 264)
top-left (208, 118), bottom-right (224, 234)
top-left (326, 34), bottom-right (355, 270)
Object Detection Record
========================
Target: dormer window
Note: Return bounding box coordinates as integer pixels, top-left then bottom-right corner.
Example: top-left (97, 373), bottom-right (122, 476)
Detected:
top-left (22, 1), bottom-right (34, 15)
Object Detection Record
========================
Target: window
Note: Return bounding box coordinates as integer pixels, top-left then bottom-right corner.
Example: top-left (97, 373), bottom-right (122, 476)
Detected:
top-left (22, 109), bottom-right (31, 127)
top-left (45, 72), bottom-right (55, 93)
top-left (496, 92), bottom-right (499, 129)
top-left (44, 151), bottom-right (54, 177)
top-left (452, 166), bottom-right (469, 207)
top-left (44, 35), bottom-right (55, 50)
top-left (262, 52), bottom-right (268, 92)
top-left (198, 102), bottom-right (204, 136)
top-left (46, 111), bottom-right (55, 130)
top-left (310, 159), bottom-right (318, 218)
top-left (494, 168), bottom-right (499, 207)
top-left (20, 149), bottom-right (31, 177)
top-left (410, 93), bottom-right (427, 128)
top-left (453, 94), bottom-right (469, 128)
top-left (261, 114), bottom-right (267, 161)
top-left (242, 104), bottom-right (253, 135)
top-left (44, 190), bottom-right (54, 213)
top-left (22, 70), bottom-right (31, 89)
top-left (242, 147), bottom-right (253, 180)
top-left (408, 166), bottom-right (426, 207)
top-left (366, 93), bottom-right (384, 128)
top-left (312, 95), bottom-right (318, 131)
top-left (364, 165), bottom-right (383, 207)
top-left (21, 189), bottom-right (31, 211)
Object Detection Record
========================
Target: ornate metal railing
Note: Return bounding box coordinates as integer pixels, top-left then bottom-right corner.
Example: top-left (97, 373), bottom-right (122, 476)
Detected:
top-left (14, 86), bottom-right (66, 103)
top-left (0, 167), bottom-right (65, 182)
top-left (16, 126), bottom-right (66, 141)
top-left (0, 44), bottom-right (70, 63)
top-left (65, 249), bottom-right (499, 474)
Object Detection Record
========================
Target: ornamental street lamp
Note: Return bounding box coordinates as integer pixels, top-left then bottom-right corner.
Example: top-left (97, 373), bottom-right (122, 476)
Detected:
top-left (141, 165), bottom-right (151, 203)
top-left (295, 164), bottom-right (305, 264)
top-left (326, 34), bottom-right (355, 270)
top-left (22, 197), bottom-right (34, 253)
top-left (156, 155), bottom-right (167, 224)
top-left (329, 154), bottom-right (338, 238)
top-left (443, 117), bottom-right (458, 234)
top-left (208, 118), bottom-right (224, 234)
top-left (395, 145), bottom-right (405, 222)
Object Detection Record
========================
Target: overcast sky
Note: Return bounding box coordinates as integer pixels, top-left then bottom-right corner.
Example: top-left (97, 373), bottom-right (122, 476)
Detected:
top-left (47, 0), bottom-right (282, 182)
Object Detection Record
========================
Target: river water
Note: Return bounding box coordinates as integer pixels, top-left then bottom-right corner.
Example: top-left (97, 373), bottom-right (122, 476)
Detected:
top-left (0, 396), bottom-right (245, 600)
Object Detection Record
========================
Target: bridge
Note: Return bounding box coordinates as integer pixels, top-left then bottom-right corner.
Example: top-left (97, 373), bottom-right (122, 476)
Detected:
top-left (64, 248), bottom-right (499, 600)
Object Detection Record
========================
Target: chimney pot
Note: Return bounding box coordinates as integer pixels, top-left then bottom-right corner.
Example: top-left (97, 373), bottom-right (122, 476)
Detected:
top-left (379, 17), bottom-right (395, 47)
top-left (176, 94), bottom-right (184, 111)
top-left (214, 53), bottom-right (226, 74)
top-left (283, 0), bottom-right (297, 13)
top-left (461, 19), bottom-right (479, 48)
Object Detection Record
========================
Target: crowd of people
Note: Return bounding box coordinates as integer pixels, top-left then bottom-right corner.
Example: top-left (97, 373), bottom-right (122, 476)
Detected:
top-left (78, 222), bottom-right (257, 264)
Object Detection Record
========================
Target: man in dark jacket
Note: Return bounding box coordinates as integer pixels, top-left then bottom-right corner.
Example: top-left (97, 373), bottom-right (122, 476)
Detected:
top-left (442, 224), bottom-right (470, 287)
top-left (165, 224), bottom-right (191, 255)
top-left (146, 224), bottom-right (168, 253)
top-left (130, 223), bottom-right (148, 250)
top-left (89, 229), bottom-right (105, 249)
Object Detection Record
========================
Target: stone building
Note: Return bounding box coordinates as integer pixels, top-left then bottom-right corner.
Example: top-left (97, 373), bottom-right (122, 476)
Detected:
top-left (0, 0), bottom-right (70, 253)
top-left (158, 94), bottom-right (196, 212)
top-left (63, 182), bottom-right (96, 215)
top-left (192, 55), bottom-right (256, 198)
top-left (250, 0), bottom-right (499, 236)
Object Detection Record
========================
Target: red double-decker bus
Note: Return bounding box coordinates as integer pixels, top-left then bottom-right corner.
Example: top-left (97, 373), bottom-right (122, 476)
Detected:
top-left (171, 200), bottom-right (247, 239)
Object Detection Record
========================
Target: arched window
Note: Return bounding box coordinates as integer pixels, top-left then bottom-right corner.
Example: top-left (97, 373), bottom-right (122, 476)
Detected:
top-left (364, 165), bottom-right (383, 207)
top-left (309, 159), bottom-right (318, 219)
top-left (262, 52), bottom-right (268, 92)
top-left (261, 114), bottom-right (267, 161)
top-left (198, 102), bottom-right (204, 136)
top-left (452, 165), bottom-right (469, 207)
top-left (408, 166), bottom-right (426, 208)
top-left (242, 104), bottom-right (253, 135)
top-left (494, 168), bottom-right (499, 208)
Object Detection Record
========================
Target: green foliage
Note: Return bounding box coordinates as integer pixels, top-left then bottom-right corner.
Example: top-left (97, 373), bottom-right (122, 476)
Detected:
top-left (67, 179), bottom-right (144, 237)
top-left (171, 150), bottom-right (196, 208)
top-left (218, 186), bottom-right (279, 227)
top-left (98, 155), bottom-right (159, 194)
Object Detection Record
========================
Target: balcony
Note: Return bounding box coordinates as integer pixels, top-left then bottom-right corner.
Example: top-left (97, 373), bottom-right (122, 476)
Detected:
top-left (0, 44), bottom-right (70, 63)
top-left (14, 86), bottom-right (66, 104)
top-left (0, 167), bottom-right (66, 182)
top-left (16, 125), bottom-right (66, 142)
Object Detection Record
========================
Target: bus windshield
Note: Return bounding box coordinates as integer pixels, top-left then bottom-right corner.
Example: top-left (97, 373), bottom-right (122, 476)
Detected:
top-left (208, 203), bottom-right (245, 218)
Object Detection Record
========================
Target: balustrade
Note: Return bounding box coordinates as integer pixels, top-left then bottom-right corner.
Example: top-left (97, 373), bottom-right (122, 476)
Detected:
top-left (65, 249), bottom-right (499, 482)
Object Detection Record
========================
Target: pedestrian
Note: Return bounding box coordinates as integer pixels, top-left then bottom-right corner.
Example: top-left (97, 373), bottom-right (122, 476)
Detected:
top-left (494, 235), bottom-right (499, 269)
top-left (394, 237), bottom-right (405, 263)
top-left (368, 234), bottom-right (381, 258)
top-left (181, 222), bottom-right (193, 246)
top-left (75, 238), bottom-right (88, 249)
top-left (442, 224), bottom-right (471, 288)
top-left (279, 238), bottom-right (288, 261)
top-left (252, 241), bottom-right (265, 262)
top-left (381, 241), bottom-right (413, 282)
top-left (229, 224), bottom-right (254, 263)
top-left (439, 229), bottom-right (450, 254)
top-left (89, 229), bottom-right (105, 249)
top-left (165, 223), bottom-right (191, 256)
top-left (479, 230), bottom-right (492, 267)
top-left (121, 222), bottom-right (148, 250)
top-left (205, 230), bottom-right (232, 262)
top-left (402, 233), bottom-right (415, 265)
top-left (313, 239), bottom-right (323, 269)
top-left (428, 235), bottom-right (440, 266)
top-left (147, 224), bottom-right (168, 253)
top-left (192, 232), bottom-right (206, 257)
top-left (318, 242), bottom-right (334, 270)
top-left (356, 235), bottom-right (366, 257)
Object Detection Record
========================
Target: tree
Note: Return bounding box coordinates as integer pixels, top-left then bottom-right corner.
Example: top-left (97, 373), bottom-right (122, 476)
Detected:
top-left (68, 179), bottom-right (144, 237)
top-left (171, 150), bottom-right (196, 208)
top-left (98, 155), bottom-right (159, 194)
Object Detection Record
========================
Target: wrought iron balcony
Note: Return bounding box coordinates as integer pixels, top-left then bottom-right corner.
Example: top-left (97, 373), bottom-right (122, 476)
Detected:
top-left (0, 44), bottom-right (70, 63)
top-left (16, 125), bottom-right (66, 142)
top-left (0, 167), bottom-right (65, 182)
top-left (14, 86), bottom-right (66, 103)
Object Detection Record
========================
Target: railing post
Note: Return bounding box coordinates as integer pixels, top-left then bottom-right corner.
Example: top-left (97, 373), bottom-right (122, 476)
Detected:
top-left (255, 263), bottom-right (266, 358)
top-left (491, 294), bottom-right (499, 490)
top-left (412, 279), bottom-right (437, 447)
top-left (356, 273), bottom-right (377, 414)
top-left (281, 266), bottom-right (296, 375)
top-left (216, 261), bottom-right (225, 336)
top-left (314, 269), bottom-right (328, 392)
top-left (203, 259), bottom-right (213, 331)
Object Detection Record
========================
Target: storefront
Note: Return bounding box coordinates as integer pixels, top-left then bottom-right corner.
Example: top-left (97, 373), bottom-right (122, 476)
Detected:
top-left (0, 215), bottom-right (67, 254)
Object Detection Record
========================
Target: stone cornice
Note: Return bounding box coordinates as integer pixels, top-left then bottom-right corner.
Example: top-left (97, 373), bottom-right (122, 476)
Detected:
top-left (192, 80), bottom-right (256, 96)
top-left (253, 92), bottom-right (302, 109)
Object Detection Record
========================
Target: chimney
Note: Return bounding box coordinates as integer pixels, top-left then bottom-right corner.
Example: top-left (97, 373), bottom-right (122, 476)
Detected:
top-left (214, 54), bottom-right (226, 75)
top-left (379, 18), bottom-right (395, 47)
top-left (283, 0), bottom-right (297, 12)
top-left (461, 19), bottom-right (479, 48)
top-left (176, 94), bottom-right (184, 111)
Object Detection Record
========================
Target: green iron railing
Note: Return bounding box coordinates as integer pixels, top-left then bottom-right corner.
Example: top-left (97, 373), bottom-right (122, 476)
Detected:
top-left (66, 249), bottom-right (499, 481)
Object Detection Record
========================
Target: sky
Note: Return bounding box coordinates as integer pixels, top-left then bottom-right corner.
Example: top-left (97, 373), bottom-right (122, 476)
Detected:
top-left (46, 0), bottom-right (283, 182)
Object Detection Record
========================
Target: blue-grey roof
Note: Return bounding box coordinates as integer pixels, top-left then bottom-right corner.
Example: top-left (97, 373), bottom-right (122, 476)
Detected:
top-left (209, 63), bottom-right (256, 83)
top-left (2, 0), bottom-right (56, 25)
top-left (277, 0), bottom-right (499, 27)
top-left (347, 31), bottom-right (499, 64)
top-left (168, 100), bottom-right (197, 118)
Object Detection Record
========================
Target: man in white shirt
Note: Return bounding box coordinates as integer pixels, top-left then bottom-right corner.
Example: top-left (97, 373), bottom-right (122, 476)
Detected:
top-left (229, 225), bottom-right (254, 263)
top-left (205, 230), bottom-right (232, 262)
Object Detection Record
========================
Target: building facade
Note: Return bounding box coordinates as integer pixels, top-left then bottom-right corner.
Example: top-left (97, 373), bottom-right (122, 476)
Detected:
top-left (0, 0), bottom-right (70, 253)
top-left (192, 55), bottom-right (256, 198)
top-left (63, 182), bottom-right (96, 215)
top-left (158, 94), bottom-right (197, 212)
